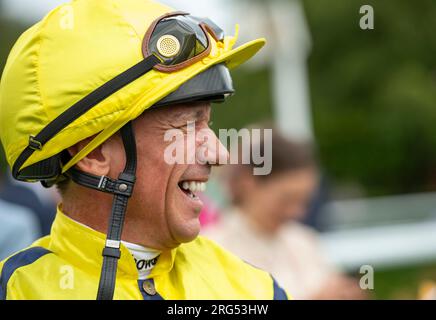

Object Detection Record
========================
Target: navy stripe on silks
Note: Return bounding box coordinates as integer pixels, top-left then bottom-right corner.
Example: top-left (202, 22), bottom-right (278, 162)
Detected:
top-left (138, 279), bottom-right (164, 300)
top-left (0, 247), bottom-right (51, 300)
top-left (272, 277), bottom-right (288, 300)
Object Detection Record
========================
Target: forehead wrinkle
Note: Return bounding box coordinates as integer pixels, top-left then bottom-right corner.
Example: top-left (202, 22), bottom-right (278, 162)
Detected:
top-left (167, 105), bottom-right (210, 123)
top-left (193, 108), bottom-right (210, 122)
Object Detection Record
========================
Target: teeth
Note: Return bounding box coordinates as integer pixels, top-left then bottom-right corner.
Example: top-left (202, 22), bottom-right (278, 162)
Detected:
top-left (182, 181), bottom-right (189, 190)
top-left (180, 181), bottom-right (207, 193)
top-left (189, 181), bottom-right (197, 192)
top-left (199, 182), bottom-right (206, 192)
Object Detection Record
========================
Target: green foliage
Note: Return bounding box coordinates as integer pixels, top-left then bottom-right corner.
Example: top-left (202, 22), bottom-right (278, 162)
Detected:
top-left (211, 68), bottom-right (273, 131)
top-left (217, 0), bottom-right (436, 196)
top-left (305, 0), bottom-right (436, 195)
top-left (371, 261), bottom-right (436, 299)
top-left (1, 1), bottom-right (436, 196)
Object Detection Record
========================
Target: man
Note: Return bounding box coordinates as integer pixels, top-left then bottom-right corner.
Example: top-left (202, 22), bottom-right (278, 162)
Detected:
top-left (204, 131), bottom-right (364, 299)
top-left (0, 0), bottom-right (287, 300)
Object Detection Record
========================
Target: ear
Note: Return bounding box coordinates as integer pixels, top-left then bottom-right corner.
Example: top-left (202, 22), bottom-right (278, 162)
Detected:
top-left (67, 138), bottom-right (111, 177)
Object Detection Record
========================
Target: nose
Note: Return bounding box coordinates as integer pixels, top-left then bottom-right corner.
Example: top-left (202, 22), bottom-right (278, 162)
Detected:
top-left (196, 128), bottom-right (229, 166)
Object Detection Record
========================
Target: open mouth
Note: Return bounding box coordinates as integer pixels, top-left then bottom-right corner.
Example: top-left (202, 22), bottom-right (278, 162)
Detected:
top-left (178, 180), bottom-right (207, 200)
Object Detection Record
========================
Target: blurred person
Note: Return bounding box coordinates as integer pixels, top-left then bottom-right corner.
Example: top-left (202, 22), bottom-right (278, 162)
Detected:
top-left (0, 172), bottom-right (56, 235)
top-left (0, 197), bottom-right (40, 260)
top-left (0, 161), bottom-right (41, 259)
top-left (204, 131), bottom-right (364, 299)
top-left (0, 0), bottom-right (289, 300)
top-left (302, 175), bottom-right (331, 231)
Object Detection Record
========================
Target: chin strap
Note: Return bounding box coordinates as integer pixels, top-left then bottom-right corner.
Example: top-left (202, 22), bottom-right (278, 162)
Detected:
top-left (69, 122), bottom-right (137, 300)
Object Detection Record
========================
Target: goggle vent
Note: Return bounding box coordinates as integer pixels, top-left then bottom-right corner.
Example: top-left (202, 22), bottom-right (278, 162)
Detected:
top-left (156, 35), bottom-right (181, 58)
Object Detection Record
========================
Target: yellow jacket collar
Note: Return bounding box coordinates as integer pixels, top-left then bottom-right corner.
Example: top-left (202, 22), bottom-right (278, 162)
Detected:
top-left (48, 206), bottom-right (176, 279)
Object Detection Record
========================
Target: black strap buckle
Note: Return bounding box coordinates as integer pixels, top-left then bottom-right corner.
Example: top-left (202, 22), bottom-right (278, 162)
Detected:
top-left (28, 136), bottom-right (43, 151)
top-left (97, 175), bottom-right (109, 190)
top-left (102, 240), bottom-right (121, 259)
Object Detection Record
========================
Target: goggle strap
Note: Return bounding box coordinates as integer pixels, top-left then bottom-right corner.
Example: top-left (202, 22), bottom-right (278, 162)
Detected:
top-left (12, 54), bottom-right (160, 180)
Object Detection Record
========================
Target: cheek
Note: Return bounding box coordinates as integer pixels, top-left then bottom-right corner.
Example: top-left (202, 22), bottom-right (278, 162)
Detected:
top-left (133, 142), bottom-right (173, 207)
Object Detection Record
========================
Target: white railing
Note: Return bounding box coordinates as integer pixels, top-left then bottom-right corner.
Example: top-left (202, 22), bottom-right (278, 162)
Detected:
top-left (318, 193), bottom-right (436, 270)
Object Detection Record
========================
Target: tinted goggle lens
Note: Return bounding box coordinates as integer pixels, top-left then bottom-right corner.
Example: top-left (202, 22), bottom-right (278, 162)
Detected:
top-left (145, 13), bottom-right (224, 69)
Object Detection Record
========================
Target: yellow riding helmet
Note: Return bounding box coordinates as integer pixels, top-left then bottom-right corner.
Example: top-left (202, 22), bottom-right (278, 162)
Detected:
top-left (0, 0), bottom-right (265, 181)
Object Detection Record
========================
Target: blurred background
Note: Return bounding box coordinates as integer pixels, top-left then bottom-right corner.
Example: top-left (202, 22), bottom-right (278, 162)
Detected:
top-left (1, 0), bottom-right (436, 299)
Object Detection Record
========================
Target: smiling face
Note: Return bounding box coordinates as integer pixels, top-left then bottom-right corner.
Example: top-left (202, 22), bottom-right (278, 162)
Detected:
top-left (109, 102), bottom-right (228, 249)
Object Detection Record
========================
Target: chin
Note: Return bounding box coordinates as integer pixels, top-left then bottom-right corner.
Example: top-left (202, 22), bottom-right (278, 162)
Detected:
top-left (165, 164), bottom-right (211, 245)
top-left (169, 214), bottom-right (202, 245)
top-left (165, 181), bottom-right (205, 245)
